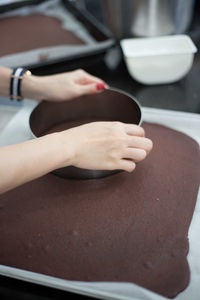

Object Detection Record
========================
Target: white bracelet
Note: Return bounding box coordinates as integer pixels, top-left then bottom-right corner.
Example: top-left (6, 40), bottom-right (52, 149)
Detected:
top-left (10, 67), bottom-right (31, 101)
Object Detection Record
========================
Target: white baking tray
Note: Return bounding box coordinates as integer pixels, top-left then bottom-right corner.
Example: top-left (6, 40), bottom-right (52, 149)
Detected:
top-left (0, 101), bottom-right (199, 300)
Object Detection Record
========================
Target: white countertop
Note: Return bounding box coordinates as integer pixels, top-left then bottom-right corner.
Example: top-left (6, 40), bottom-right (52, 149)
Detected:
top-left (0, 104), bottom-right (19, 132)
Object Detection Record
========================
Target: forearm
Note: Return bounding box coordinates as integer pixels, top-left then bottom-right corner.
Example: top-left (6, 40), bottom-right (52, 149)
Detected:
top-left (0, 67), bottom-right (106, 103)
top-left (0, 66), bottom-right (12, 97)
top-left (0, 133), bottom-right (72, 194)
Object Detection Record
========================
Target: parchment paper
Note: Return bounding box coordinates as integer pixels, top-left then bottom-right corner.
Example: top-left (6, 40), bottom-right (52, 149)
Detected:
top-left (0, 100), bottom-right (199, 300)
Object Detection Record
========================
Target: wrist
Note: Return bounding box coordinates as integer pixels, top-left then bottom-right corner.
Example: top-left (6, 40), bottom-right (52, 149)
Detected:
top-left (21, 73), bottom-right (47, 101)
top-left (44, 131), bottom-right (75, 170)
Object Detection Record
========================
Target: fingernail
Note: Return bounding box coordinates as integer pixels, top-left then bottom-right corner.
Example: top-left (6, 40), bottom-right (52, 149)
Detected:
top-left (96, 83), bottom-right (106, 91)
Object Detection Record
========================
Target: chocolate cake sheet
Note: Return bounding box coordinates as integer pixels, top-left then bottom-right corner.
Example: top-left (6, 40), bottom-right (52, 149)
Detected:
top-left (0, 14), bottom-right (85, 57)
top-left (0, 122), bottom-right (199, 298)
top-left (0, 0), bottom-right (110, 68)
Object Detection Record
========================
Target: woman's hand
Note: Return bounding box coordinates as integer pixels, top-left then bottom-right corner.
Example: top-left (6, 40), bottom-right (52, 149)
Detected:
top-left (22, 69), bottom-right (108, 102)
top-left (0, 121), bottom-right (152, 194)
top-left (56, 122), bottom-right (153, 172)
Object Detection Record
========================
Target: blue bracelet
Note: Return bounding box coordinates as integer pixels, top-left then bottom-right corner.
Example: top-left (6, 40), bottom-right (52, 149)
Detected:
top-left (10, 67), bottom-right (31, 101)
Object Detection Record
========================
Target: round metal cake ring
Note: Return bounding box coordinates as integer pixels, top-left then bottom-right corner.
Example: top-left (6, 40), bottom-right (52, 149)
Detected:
top-left (29, 88), bottom-right (142, 180)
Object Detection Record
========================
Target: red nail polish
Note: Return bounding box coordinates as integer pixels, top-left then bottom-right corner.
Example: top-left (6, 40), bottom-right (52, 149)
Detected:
top-left (96, 83), bottom-right (106, 91)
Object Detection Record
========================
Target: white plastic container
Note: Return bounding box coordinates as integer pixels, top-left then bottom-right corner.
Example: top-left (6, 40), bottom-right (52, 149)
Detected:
top-left (120, 35), bottom-right (197, 85)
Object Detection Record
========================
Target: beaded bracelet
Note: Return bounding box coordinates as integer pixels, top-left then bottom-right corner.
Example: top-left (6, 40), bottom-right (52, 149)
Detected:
top-left (10, 67), bottom-right (31, 101)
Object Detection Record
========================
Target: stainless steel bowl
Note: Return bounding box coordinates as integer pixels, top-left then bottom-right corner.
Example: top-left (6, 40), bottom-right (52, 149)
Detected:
top-left (29, 88), bottom-right (142, 180)
top-left (102, 0), bottom-right (195, 38)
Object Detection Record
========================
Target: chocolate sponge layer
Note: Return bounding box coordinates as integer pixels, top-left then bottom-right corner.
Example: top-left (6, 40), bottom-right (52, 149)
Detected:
top-left (0, 14), bottom-right (84, 57)
top-left (0, 123), bottom-right (199, 298)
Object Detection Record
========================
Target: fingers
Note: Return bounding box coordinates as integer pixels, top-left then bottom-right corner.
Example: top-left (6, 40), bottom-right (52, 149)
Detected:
top-left (124, 124), bottom-right (145, 137)
top-left (75, 69), bottom-right (108, 87)
top-left (118, 159), bottom-right (136, 173)
top-left (110, 122), bottom-right (152, 153)
top-left (127, 136), bottom-right (153, 153)
top-left (96, 83), bottom-right (107, 91)
top-left (117, 144), bottom-right (151, 173)
top-left (79, 83), bottom-right (102, 95)
top-left (79, 83), bottom-right (107, 95)
top-left (119, 123), bottom-right (152, 153)
top-left (74, 69), bottom-right (108, 94)
top-left (123, 148), bottom-right (147, 162)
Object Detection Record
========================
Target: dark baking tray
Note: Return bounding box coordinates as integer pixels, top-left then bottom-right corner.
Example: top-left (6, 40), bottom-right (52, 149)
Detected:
top-left (0, 0), bottom-right (116, 75)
